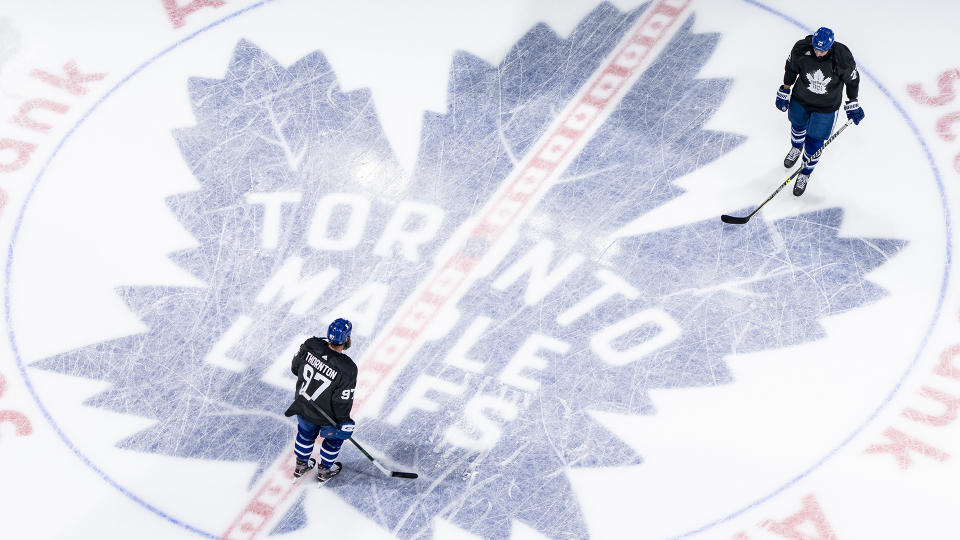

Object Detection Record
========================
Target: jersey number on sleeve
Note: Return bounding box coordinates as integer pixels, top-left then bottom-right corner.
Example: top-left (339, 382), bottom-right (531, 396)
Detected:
top-left (298, 364), bottom-right (332, 401)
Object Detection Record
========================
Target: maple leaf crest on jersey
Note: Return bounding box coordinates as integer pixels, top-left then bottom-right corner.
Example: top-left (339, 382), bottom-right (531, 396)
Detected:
top-left (807, 69), bottom-right (831, 94)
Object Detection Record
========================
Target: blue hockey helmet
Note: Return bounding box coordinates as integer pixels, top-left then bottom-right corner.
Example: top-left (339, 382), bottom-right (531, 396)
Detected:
top-left (812, 27), bottom-right (834, 52)
top-left (327, 318), bottom-right (352, 345)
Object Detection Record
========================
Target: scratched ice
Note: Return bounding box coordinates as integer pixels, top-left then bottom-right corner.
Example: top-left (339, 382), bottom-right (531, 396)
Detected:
top-left (0, 17), bottom-right (20, 74)
top-left (31, 2), bottom-right (903, 539)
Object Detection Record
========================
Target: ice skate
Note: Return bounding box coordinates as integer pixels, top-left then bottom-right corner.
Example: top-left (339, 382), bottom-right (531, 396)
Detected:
top-left (316, 462), bottom-right (342, 484)
top-left (293, 458), bottom-right (316, 479)
top-left (793, 173), bottom-right (809, 196)
top-left (784, 146), bottom-right (802, 168)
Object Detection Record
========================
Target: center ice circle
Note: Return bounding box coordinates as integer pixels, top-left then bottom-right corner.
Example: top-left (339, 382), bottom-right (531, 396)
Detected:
top-left (3, 1), bottom-right (952, 539)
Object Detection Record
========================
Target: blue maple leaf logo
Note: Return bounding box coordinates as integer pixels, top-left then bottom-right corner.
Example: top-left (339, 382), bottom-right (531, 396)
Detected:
top-left (32, 2), bottom-right (902, 539)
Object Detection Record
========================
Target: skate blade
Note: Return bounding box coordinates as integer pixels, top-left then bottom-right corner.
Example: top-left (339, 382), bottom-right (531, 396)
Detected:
top-left (316, 474), bottom-right (339, 487)
top-left (290, 459), bottom-right (317, 484)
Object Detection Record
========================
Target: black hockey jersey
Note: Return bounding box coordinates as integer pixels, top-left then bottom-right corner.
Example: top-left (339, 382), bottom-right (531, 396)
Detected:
top-left (284, 337), bottom-right (357, 426)
top-left (783, 36), bottom-right (859, 113)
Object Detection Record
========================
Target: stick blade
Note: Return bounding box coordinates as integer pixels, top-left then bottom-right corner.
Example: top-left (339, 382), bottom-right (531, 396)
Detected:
top-left (391, 471), bottom-right (418, 479)
top-left (720, 214), bottom-right (750, 225)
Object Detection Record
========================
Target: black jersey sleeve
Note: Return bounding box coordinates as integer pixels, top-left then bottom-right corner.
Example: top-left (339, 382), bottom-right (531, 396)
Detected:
top-left (782, 38), bottom-right (807, 86)
top-left (329, 361), bottom-right (358, 425)
top-left (834, 44), bottom-right (860, 100)
top-left (290, 343), bottom-right (307, 376)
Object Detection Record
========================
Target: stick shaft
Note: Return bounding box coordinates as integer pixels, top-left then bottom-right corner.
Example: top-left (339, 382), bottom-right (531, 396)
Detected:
top-left (313, 407), bottom-right (375, 461)
top-left (312, 407), bottom-right (417, 478)
top-left (722, 119), bottom-right (854, 224)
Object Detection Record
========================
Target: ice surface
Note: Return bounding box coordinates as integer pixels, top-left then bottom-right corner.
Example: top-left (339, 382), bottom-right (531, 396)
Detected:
top-left (1, 1), bottom-right (957, 539)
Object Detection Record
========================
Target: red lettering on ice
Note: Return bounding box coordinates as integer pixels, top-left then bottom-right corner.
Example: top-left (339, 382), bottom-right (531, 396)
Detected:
top-left (907, 69), bottom-right (959, 107)
top-left (937, 343), bottom-right (960, 380)
top-left (10, 99), bottom-right (70, 133)
top-left (902, 386), bottom-right (960, 427)
top-left (0, 374), bottom-right (32, 441)
top-left (864, 427), bottom-right (949, 469)
top-left (31, 61), bottom-right (107, 96)
top-left (907, 68), bottom-right (960, 174)
top-left (0, 138), bottom-right (36, 173)
top-left (759, 494), bottom-right (839, 540)
top-left (936, 112), bottom-right (960, 142)
top-left (0, 59), bottom-right (107, 223)
top-left (162, 0), bottom-right (227, 28)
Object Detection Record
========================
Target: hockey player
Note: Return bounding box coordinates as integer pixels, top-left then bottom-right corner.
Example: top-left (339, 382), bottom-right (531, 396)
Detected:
top-left (775, 27), bottom-right (864, 196)
top-left (284, 318), bottom-right (358, 483)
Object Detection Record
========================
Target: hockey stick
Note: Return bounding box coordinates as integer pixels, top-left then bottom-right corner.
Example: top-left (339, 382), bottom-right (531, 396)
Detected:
top-left (315, 407), bottom-right (418, 479)
top-left (720, 119), bottom-right (854, 225)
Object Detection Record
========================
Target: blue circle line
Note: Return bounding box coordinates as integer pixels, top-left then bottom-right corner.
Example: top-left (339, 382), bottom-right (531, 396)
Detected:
top-left (676, 1), bottom-right (953, 538)
top-left (3, 1), bottom-right (953, 539)
top-left (4, 2), bottom-right (277, 538)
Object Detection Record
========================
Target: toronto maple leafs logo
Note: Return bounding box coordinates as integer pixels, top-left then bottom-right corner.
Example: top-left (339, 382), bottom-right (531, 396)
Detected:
top-left (32, 2), bottom-right (903, 539)
top-left (807, 68), bottom-right (831, 94)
